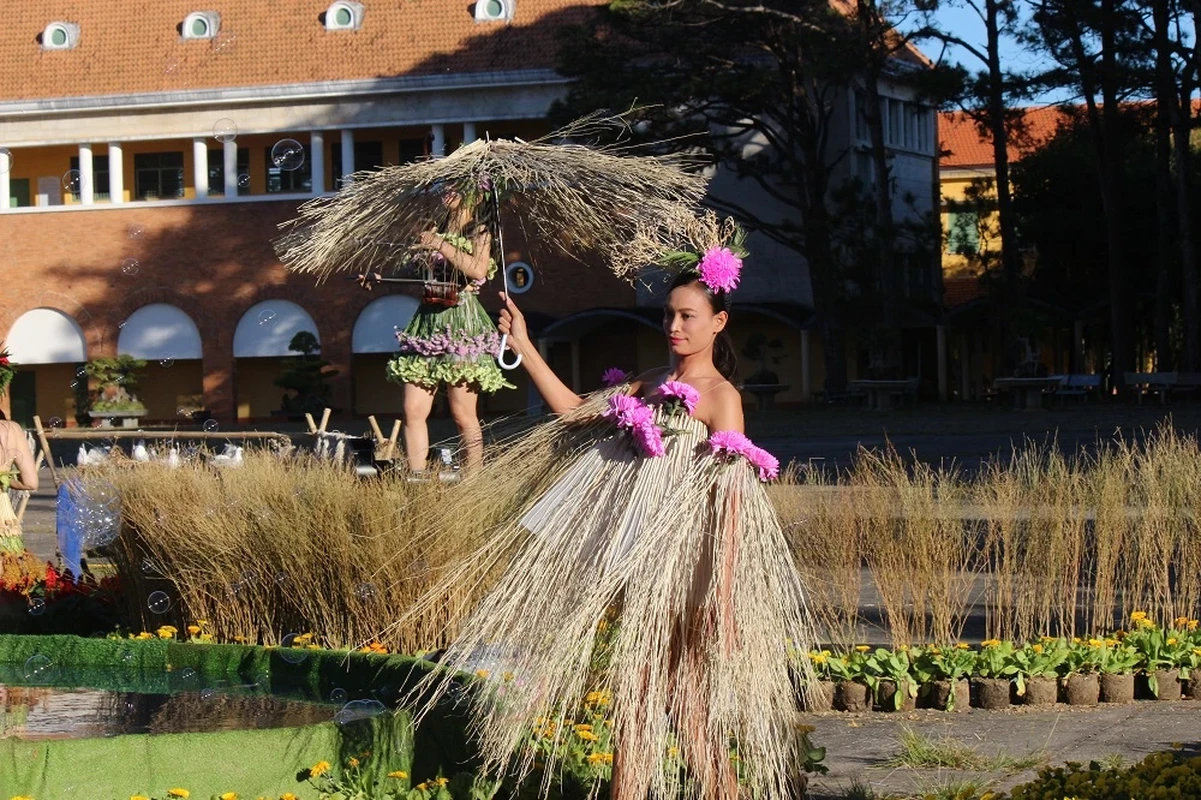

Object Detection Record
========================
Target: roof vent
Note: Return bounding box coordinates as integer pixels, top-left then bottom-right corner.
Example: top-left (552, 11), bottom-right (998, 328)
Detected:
top-left (182, 11), bottom-right (221, 40)
top-left (325, 1), bottom-right (365, 31)
top-left (41, 22), bottom-right (80, 50)
top-left (475, 0), bottom-right (514, 22)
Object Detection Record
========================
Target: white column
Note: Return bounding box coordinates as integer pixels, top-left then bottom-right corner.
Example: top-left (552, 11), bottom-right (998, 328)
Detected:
top-left (78, 143), bottom-right (94, 205)
top-left (800, 329), bottom-right (812, 401)
top-left (462, 121), bottom-right (477, 143)
top-left (223, 139), bottom-right (237, 198)
top-left (192, 137), bottom-right (209, 200)
top-left (936, 324), bottom-right (948, 402)
top-left (107, 142), bottom-right (124, 204)
top-left (430, 124), bottom-right (446, 158)
top-left (310, 131), bottom-right (326, 195)
top-left (340, 130), bottom-right (355, 186)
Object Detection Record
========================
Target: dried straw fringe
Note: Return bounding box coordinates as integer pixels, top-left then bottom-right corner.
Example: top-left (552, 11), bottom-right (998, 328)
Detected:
top-left (275, 115), bottom-right (708, 282)
top-left (385, 395), bottom-right (819, 800)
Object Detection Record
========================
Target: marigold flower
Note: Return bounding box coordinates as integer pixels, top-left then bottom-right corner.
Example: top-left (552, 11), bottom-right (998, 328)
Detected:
top-left (502, 671), bottom-right (515, 682)
top-left (587, 752), bottom-right (614, 765)
top-left (574, 723), bottom-right (593, 733)
top-left (348, 757), bottom-right (360, 768)
top-left (131, 795), bottom-right (150, 800)
top-left (220, 794), bottom-right (238, 800)
top-left (387, 770), bottom-right (409, 779)
top-left (1175, 616), bottom-right (1190, 627)
top-left (955, 643), bottom-right (971, 650)
top-left (1131, 610), bottom-right (1148, 621)
top-left (982, 639), bottom-right (1002, 648)
top-left (167, 790), bottom-right (190, 799)
top-left (577, 729), bottom-right (599, 742)
top-left (435, 777), bottom-right (449, 786)
top-left (309, 761), bottom-right (331, 777)
top-left (280, 794), bottom-right (299, 800)
top-left (1088, 638), bottom-right (1104, 648)
top-left (416, 782), bottom-right (429, 791)
top-left (475, 669), bottom-right (491, 679)
top-left (187, 625), bottom-right (201, 636)
top-left (854, 645), bottom-right (870, 652)
top-left (1168, 637), bottom-right (1179, 645)
top-left (197, 619), bottom-right (208, 626)
top-left (1031, 644), bottom-right (1044, 654)
top-left (157, 625), bottom-right (178, 639)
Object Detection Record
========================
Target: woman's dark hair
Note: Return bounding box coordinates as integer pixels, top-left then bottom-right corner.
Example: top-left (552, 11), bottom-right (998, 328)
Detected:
top-left (668, 271), bottom-right (738, 381)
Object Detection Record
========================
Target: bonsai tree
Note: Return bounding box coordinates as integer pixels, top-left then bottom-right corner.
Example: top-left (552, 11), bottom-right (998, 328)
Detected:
top-left (742, 333), bottom-right (784, 385)
top-left (84, 355), bottom-right (147, 414)
top-left (274, 331), bottom-right (339, 415)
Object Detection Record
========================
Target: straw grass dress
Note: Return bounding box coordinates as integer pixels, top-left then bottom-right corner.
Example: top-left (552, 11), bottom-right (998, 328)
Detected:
top-left (405, 383), bottom-right (817, 800)
top-left (386, 230), bottom-right (514, 394)
top-left (0, 421), bottom-right (35, 554)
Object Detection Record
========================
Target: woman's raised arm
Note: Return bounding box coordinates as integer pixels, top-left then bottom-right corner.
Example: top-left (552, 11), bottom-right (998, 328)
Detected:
top-left (497, 292), bottom-right (584, 414)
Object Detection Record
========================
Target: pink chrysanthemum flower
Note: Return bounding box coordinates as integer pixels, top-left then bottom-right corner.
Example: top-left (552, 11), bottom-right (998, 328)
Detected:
top-left (746, 445), bottom-right (780, 482)
top-left (634, 423), bottom-right (666, 458)
top-left (697, 247), bottom-right (742, 294)
top-left (601, 367), bottom-right (630, 387)
top-left (605, 394), bottom-right (655, 431)
top-left (655, 381), bottom-right (701, 416)
top-left (708, 430), bottom-right (754, 457)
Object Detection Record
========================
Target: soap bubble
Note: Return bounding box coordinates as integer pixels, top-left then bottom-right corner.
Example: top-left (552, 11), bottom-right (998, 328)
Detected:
top-left (120, 258), bottom-right (140, 276)
top-left (330, 687), bottom-right (348, 703)
top-left (273, 570), bottom-right (288, 585)
top-left (139, 558), bottom-right (159, 576)
top-left (48, 417), bottom-right (63, 428)
top-left (237, 173), bottom-right (250, 188)
top-left (279, 633), bottom-right (309, 664)
top-left (270, 139), bottom-right (305, 171)
top-left (159, 358), bottom-right (175, 368)
top-left (200, 687), bottom-right (218, 701)
top-left (27, 597), bottom-right (46, 616)
top-left (257, 308), bottom-right (277, 326)
top-left (147, 590), bottom-right (171, 614)
top-left (0, 148), bottom-right (12, 175)
top-left (212, 118), bottom-right (238, 143)
top-left (68, 479), bottom-right (122, 547)
top-left (211, 30), bottom-right (237, 54)
top-left (355, 582), bottom-right (377, 601)
top-left (203, 419), bottom-right (219, 433)
top-left (334, 698), bottom-right (387, 725)
top-left (23, 654), bottom-right (56, 684)
top-left (127, 223), bottom-right (145, 239)
top-left (62, 169), bottom-right (81, 194)
top-left (180, 667), bottom-right (198, 683)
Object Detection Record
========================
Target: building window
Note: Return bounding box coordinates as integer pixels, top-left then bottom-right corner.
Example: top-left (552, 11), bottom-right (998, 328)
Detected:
top-left (325, 1), bottom-right (365, 30)
top-left (208, 147), bottom-right (250, 195)
top-left (67, 155), bottom-right (111, 200)
top-left (134, 152), bottom-right (185, 200)
top-left (182, 12), bottom-right (220, 39)
top-left (475, 0), bottom-right (513, 21)
top-left (42, 22), bottom-right (80, 50)
top-left (505, 262), bottom-right (534, 294)
top-left (331, 140), bottom-right (384, 186)
top-left (264, 145), bottom-right (312, 193)
top-left (947, 210), bottom-right (980, 255)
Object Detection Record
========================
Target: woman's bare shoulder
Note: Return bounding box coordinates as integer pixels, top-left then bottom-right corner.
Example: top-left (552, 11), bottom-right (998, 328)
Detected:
top-left (629, 366), bottom-right (670, 395)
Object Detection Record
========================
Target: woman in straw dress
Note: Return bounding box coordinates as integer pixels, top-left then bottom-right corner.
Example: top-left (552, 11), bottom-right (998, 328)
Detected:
top-left (0, 411), bottom-right (39, 554)
top-left (386, 190), bottom-right (514, 475)
top-left (401, 222), bottom-right (818, 800)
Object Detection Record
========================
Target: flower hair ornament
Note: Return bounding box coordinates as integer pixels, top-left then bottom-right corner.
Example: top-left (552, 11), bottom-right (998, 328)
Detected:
top-left (656, 212), bottom-right (748, 294)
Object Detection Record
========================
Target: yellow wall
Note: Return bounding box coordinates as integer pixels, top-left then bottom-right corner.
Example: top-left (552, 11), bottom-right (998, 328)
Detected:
top-left (234, 357), bottom-right (288, 420)
top-left (32, 363), bottom-right (79, 424)
top-left (133, 359), bottom-right (204, 422)
top-left (940, 169), bottom-right (1001, 277)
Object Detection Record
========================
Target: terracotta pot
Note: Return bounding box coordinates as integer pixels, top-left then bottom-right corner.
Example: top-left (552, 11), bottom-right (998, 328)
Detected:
top-left (1064, 673), bottom-right (1099, 706)
top-left (1022, 675), bottom-right (1058, 706)
top-left (802, 680), bottom-right (835, 712)
top-left (971, 677), bottom-right (1011, 709)
top-left (1099, 672), bottom-right (1135, 704)
top-left (834, 680), bottom-right (870, 712)
top-left (928, 679), bottom-right (971, 711)
top-left (1186, 672), bottom-right (1201, 699)
top-left (1155, 669), bottom-right (1183, 701)
top-left (876, 679), bottom-right (917, 712)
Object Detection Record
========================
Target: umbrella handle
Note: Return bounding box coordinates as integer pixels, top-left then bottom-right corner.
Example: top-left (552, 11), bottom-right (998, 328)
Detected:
top-left (497, 334), bottom-right (523, 370)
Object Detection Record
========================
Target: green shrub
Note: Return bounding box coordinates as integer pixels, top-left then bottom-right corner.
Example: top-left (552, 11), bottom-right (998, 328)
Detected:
top-left (1005, 751), bottom-right (1201, 800)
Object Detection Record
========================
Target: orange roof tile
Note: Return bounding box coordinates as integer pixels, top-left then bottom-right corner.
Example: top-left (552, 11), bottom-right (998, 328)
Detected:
top-left (939, 106), bottom-right (1068, 169)
top-left (943, 274), bottom-right (986, 308)
top-left (0, 1), bottom-right (604, 102)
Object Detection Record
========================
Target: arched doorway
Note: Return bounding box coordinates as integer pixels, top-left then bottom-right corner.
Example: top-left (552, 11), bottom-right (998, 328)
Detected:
top-left (117, 303), bottom-right (204, 421)
top-left (350, 294), bottom-right (418, 415)
top-left (4, 307), bottom-right (88, 425)
top-left (232, 300), bottom-right (320, 420)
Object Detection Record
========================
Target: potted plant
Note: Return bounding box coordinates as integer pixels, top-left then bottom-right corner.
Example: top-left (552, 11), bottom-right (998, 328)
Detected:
top-left (912, 644), bottom-right (974, 711)
top-left (83, 355), bottom-right (148, 423)
top-left (1012, 638), bottom-right (1068, 706)
top-left (801, 649), bottom-right (837, 712)
top-left (972, 638), bottom-right (1018, 709)
top-left (1061, 638), bottom-right (1103, 705)
top-left (1125, 612), bottom-right (1190, 700)
top-left (1095, 637), bottom-right (1141, 704)
top-left (825, 646), bottom-right (872, 712)
top-left (865, 645), bottom-right (917, 712)
top-left (273, 331), bottom-right (339, 419)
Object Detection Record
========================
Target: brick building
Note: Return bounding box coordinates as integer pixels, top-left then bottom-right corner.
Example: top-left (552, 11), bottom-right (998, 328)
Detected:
top-left (0, 1), bottom-right (941, 425)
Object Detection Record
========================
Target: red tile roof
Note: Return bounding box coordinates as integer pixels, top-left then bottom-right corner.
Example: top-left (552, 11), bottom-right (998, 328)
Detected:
top-left (0, 1), bottom-right (604, 102)
top-left (939, 106), bottom-right (1068, 169)
top-left (943, 274), bottom-right (986, 308)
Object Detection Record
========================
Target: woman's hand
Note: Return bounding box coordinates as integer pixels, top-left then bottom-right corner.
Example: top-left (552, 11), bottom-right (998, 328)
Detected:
top-left (416, 229), bottom-right (444, 251)
top-left (498, 292), bottom-right (531, 353)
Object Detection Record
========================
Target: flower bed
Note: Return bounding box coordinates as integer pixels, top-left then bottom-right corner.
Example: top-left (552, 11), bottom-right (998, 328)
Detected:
top-left (800, 611), bottom-right (1201, 712)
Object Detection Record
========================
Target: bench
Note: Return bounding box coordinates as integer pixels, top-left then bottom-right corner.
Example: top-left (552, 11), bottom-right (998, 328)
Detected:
top-left (1050, 374), bottom-right (1102, 403)
top-left (1123, 372), bottom-right (1201, 404)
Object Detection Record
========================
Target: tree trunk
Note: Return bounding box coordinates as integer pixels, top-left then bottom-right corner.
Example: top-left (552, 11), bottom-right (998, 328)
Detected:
top-left (1153, 0), bottom-right (1177, 370)
top-left (986, 0), bottom-right (1021, 372)
top-left (1175, 6), bottom-right (1201, 370)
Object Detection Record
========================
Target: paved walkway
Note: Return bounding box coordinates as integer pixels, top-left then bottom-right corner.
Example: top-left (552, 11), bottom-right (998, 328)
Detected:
top-left (808, 701), bottom-right (1201, 798)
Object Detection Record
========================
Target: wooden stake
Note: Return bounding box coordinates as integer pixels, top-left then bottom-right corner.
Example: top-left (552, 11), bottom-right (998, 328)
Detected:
top-left (304, 413), bottom-right (317, 434)
top-left (384, 420), bottom-right (401, 462)
top-left (318, 408), bottom-right (331, 434)
top-left (31, 416), bottom-right (60, 489)
top-left (367, 415), bottom-right (386, 445)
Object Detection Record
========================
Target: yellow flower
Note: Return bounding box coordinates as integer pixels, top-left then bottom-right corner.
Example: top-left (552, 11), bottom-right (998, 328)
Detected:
top-left (388, 770), bottom-right (409, 779)
top-left (1031, 644), bottom-right (1044, 654)
top-left (136, 631), bottom-right (154, 640)
top-left (810, 651), bottom-right (828, 664)
top-left (348, 757), bottom-right (360, 768)
top-left (10, 796), bottom-right (34, 800)
top-left (309, 761), bottom-right (331, 777)
top-left (1088, 638), bottom-right (1105, 648)
top-left (1189, 619), bottom-right (1200, 631)
top-left (233, 635), bottom-right (248, 643)
top-left (854, 645), bottom-right (870, 652)
top-left (667, 746), bottom-right (679, 758)
top-left (280, 795), bottom-right (299, 800)
top-left (1175, 616), bottom-right (1190, 627)
top-left (1168, 637), bottom-right (1179, 645)
top-left (157, 625), bottom-right (178, 639)
top-left (132, 796), bottom-right (150, 800)
top-left (167, 790), bottom-right (190, 799)
top-left (587, 752), bottom-right (614, 765)
top-left (475, 669), bottom-right (491, 679)
top-left (955, 643), bottom-right (971, 650)
top-left (198, 633), bottom-right (214, 642)
top-left (577, 729), bottom-right (599, 742)
top-left (1105, 639), bottom-right (1119, 647)
top-left (503, 672), bottom-right (515, 682)
top-left (220, 794), bottom-right (238, 800)
top-left (435, 778), bottom-right (449, 787)
top-left (1193, 648), bottom-right (1201, 657)
top-left (187, 625), bottom-right (201, 636)
top-left (1131, 610), bottom-right (1148, 621)
top-left (585, 690), bottom-right (611, 707)
top-left (1139, 617), bottom-right (1156, 629)
top-left (982, 639), bottom-right (1002, 648)
top-left (197, 619), bottom-right (208, 626)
